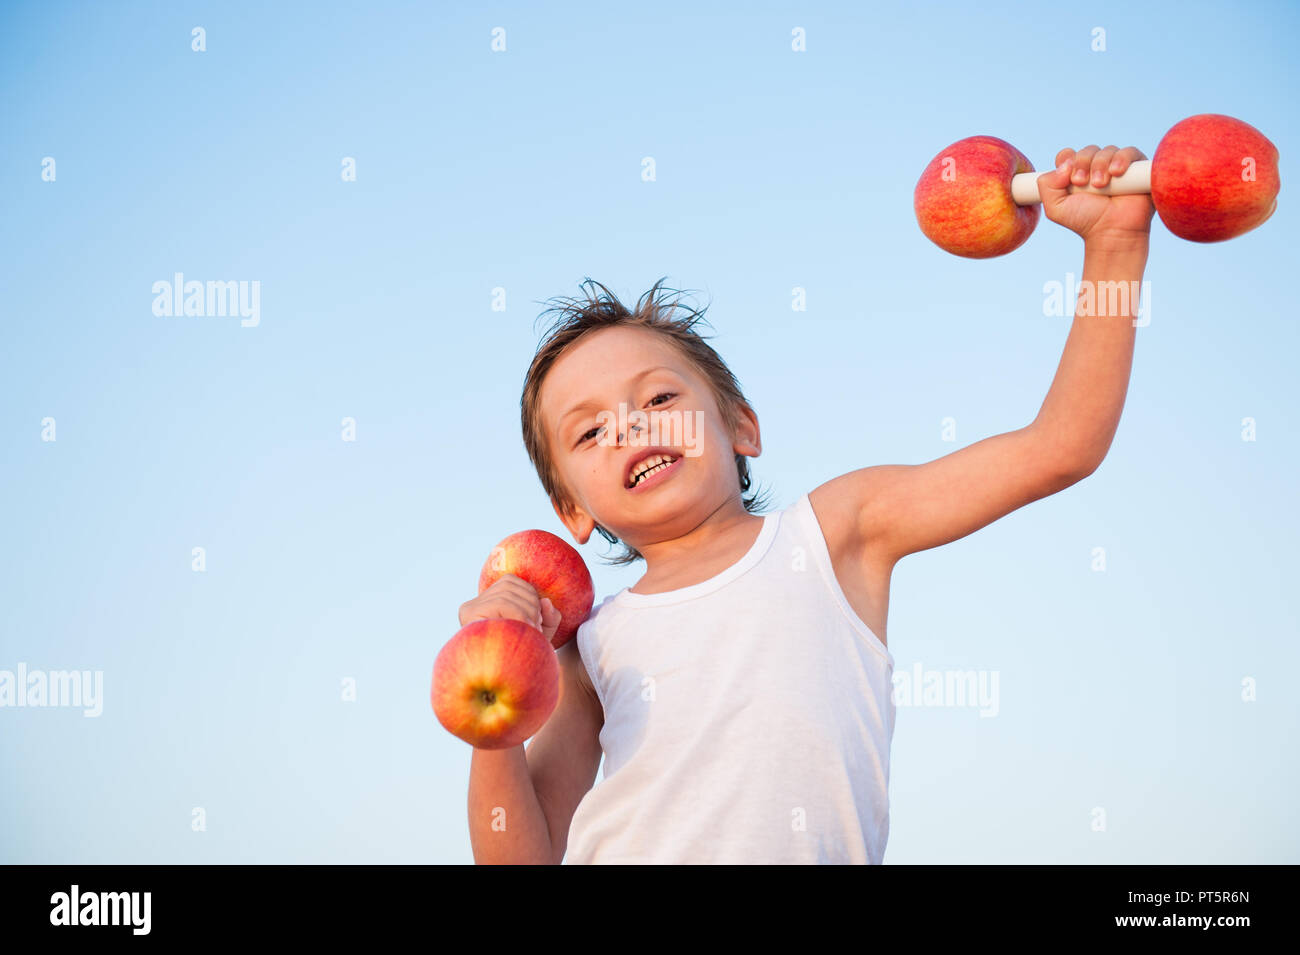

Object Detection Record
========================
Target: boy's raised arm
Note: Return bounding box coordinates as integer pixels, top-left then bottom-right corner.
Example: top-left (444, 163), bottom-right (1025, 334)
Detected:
top-left (818, 423), bottom-right (1083, 568)
top-left (826, 144), bottom-right (1154, 567)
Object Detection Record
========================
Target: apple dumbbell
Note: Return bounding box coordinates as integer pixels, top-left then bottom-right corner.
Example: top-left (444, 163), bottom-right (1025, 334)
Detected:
top-left (914, 113), bottom-right (1280, 258)
top-left (431, 529), bottom-right (595, 750)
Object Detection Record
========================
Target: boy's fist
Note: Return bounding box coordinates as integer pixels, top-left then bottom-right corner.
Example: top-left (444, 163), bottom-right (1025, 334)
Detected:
top-left (458, 574), bottom-right (564, 647)
top-left (474, 529), bottom-right (594, 649)
top-left (1037, 145), bottom-right (1155, 247)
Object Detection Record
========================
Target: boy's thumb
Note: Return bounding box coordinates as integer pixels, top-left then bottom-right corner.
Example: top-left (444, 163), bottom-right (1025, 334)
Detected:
top-left (1036, 160), bottom-right (1072, 207)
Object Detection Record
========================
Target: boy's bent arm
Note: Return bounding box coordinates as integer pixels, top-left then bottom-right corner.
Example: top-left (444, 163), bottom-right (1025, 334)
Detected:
top-left (525, 638), bottom-right (604, 864)
top-left (468, 745), bottom-right (552, 864)
top-left (821, 239), bottom-right (1150, 567)
top-left (816, 425), bottom-right (1078, 568)
top-left (467, 638), bottom-right (603, 864)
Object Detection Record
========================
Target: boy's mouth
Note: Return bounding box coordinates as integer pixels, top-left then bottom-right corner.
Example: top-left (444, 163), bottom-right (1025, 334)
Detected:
top-left (626, 449), bottom-right (682, 490)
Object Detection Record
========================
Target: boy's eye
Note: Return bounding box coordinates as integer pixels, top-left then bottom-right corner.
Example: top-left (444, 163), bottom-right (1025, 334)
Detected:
top-left (577, 393), bottom-right (675, 445)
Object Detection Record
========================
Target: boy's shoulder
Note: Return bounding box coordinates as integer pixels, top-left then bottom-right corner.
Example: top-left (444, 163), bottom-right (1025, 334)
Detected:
top-left (574, 591), bottom-right (619, 638)
top-left (807, 472), bottom-right (878, 562)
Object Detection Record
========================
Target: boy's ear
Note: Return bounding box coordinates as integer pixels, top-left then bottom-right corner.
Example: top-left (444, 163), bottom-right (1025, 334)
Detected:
top-left (732, 402), bottom-right (761, 457)
top-left (552, 496), bottom-right (597, 546)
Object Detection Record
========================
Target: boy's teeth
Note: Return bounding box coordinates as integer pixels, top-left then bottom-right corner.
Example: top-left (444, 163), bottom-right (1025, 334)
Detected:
top-left (632, 457), bottom-right (674, 486)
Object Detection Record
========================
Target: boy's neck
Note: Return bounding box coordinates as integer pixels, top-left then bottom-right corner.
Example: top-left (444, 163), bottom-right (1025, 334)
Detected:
top-left (628, 503), bottom-right (765, 595)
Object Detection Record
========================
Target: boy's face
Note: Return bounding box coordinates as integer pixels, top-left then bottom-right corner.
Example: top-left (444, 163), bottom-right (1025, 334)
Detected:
top-left (540, 325), bottom-right (760, 548)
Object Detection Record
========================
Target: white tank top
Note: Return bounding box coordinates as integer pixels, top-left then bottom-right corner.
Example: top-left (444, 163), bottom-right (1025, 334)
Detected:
top-left (563, 491), bottom-right (897, 864)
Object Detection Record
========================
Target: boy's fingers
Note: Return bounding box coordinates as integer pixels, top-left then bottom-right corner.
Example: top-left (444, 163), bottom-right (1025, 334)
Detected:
top-left (1071, 145), bottom-right (1100, 185)
top-left (1108, 145), bottom-right (1146, 174)
top-left (487, 595), bottom-right (540, 627)
top-left (1090, 145), bottom-right (1119, 186)
top-left (540, 596), bottom-right (560, 627)
top-left (462, 596), bottom-right (537, 628)
top-left (513, 597), bottom-right (543, 627)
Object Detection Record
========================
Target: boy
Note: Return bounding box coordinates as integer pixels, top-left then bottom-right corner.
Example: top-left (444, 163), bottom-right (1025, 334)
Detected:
top-left (459, 144), bottom-right (1154, 863)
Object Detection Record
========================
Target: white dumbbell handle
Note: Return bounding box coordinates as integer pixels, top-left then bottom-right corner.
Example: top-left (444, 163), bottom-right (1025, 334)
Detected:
top-left (1010, 159), bottom-right (1152, 205)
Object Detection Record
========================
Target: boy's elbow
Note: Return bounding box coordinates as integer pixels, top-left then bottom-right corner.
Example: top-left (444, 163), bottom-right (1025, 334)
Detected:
top-left (1082, 450), bottom-right (1108, 477)
top-left (1066, 454), bottom-right (1103, 484)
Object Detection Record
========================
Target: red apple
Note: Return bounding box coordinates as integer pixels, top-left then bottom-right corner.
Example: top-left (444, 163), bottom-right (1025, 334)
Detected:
top-left (431, 617), bottom-right (561, 750)
top-left (914, 135), bottom-right (1040, 258)
top-left (1151, 113), bottom-right (1280, 243)
top-left (478, 529), bottom-right (594, 650)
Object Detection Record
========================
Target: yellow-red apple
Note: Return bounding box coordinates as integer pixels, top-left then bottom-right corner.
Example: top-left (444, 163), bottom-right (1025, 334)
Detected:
top-left (1151, 113), bottom-right (1280, 243)
top-left (431, 618), bottom-right (561, 750)
top-left (914, 135), bottom-right (1040, 258)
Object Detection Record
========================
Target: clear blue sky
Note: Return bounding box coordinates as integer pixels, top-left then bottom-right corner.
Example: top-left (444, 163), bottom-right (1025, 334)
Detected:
top-left (1, 0), bottom-right (1295, 863)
